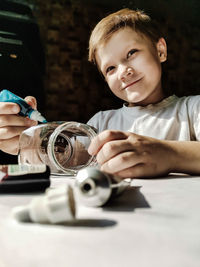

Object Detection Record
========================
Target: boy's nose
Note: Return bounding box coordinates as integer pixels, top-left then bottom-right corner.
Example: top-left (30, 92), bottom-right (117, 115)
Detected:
top-left (118, 65), bottom-right (134, 81)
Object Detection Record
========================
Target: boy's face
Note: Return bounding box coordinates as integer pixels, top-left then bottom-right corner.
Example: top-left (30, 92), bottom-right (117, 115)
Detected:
top-left (96, 27), bottom-right (167, 106)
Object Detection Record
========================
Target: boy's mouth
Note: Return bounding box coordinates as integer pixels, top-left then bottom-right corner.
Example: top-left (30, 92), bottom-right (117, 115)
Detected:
top-left (122, 77), bottom-right (143, 90)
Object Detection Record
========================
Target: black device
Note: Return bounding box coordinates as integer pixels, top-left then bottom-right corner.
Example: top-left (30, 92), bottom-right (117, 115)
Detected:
top-left (0, 164), bottom-right (51, 193)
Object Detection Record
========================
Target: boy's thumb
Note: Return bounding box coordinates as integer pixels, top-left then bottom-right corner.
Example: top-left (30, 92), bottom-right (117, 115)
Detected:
top-left (24, 96), bottom-right (37, 110)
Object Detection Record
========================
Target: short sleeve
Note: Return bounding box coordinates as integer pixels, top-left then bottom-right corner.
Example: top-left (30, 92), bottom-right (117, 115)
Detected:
top-left (87, 111), bottom-right (103, 133)
top-left (188, 96), bottom-right (200, 141)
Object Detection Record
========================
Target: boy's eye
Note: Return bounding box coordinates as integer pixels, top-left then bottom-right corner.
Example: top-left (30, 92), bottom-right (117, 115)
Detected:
top-left (106, 66), bottom-right (115, 74)
top-left (127, 49), bottom-right (138, 58)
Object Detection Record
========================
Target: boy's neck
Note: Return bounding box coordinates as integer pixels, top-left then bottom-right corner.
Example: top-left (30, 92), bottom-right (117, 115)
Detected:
top-left (128, 93), bottom-right (166, 107)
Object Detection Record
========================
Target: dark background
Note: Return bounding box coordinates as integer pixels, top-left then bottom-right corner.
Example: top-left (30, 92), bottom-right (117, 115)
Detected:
top-left (1, 0), bottom-right (200, 122)
top-left (33, 0), bottom-right (200, 122)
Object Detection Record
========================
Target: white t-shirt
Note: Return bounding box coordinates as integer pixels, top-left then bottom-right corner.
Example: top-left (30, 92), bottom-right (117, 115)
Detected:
top-left (87, 95), bottom-right (200, 141)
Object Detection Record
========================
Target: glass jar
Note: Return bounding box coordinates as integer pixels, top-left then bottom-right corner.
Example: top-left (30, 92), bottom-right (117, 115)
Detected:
top-left (18, 121), bottom-right (97, 176)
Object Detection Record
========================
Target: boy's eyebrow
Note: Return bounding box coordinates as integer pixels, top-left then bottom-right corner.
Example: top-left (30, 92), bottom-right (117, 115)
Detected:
top-left (101, 43), bottom-right (139, 70)
top-left (98, 34), bottom-right (145, 73)
top-left (100, 64), bottom-right (108, 75)
top-left (101, 59), bottom-right (114, 74)
top-left (97, 54), bottom-right (113, 73)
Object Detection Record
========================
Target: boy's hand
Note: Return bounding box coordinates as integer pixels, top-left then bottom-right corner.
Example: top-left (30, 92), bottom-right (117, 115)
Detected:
top-left (0, 96), bottom-right (37, 155)
top-left (88, 130), bottom-right (175, 178)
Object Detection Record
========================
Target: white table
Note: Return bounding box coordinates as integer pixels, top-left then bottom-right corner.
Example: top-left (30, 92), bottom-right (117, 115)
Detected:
top-left (0, 174), bottom-right (200, 267)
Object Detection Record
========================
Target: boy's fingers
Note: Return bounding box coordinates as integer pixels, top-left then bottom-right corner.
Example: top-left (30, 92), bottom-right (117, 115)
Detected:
top-left (100, 151), bottom-right (141, 174)
top-left (24, 96), bottom-right (37, 109)
top-left (88, 130), bottom-right (128, 155)
top-left (112, 164), bottom-right (147, 179)
top-left (0, 136), bottom-right (20, 155)
top-left (0, 102), bottom-right (20, 114)
top-left (0, 126), bottom-right (31, 139)
top-left (0, 115), bottom-right (37, 127)
top-left (96, 139), bottom-right (134, 165)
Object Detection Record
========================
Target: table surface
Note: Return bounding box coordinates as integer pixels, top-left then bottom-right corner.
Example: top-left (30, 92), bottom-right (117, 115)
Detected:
top-left (0, 173), bottom-right (200, 267)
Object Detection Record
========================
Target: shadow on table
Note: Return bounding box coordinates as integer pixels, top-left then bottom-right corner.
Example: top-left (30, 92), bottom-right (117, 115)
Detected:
top-left (103, 186), bottom-right (150, 212)
top-left (19, 218), bottom-right (117, 228)
top-left (142, 173), bottom-right (197, 180)
top-left (20, 217), bottom-right (117, 228)
top-left (59, 218), bottom-right (117, 228)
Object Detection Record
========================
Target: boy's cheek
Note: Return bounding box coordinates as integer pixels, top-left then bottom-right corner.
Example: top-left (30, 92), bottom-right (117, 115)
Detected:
top-left (107, 79), bottom-right (116, 92)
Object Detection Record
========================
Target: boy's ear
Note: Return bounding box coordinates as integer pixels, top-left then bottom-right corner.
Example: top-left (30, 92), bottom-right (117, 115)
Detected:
top-left (157, 37), bottom-right (167, 63)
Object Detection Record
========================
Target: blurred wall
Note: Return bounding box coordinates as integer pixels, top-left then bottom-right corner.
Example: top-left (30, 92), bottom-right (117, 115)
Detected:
top-left (32, 0), bottom-right (200, 123)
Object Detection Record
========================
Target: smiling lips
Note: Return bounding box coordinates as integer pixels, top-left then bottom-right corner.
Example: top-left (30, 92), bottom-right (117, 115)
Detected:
top-left (123, 77), bottom-right (143, 90)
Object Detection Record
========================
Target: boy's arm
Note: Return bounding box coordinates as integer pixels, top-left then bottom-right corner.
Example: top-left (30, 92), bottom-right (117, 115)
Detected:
top-left (88, 130), bottom-right (200, 178)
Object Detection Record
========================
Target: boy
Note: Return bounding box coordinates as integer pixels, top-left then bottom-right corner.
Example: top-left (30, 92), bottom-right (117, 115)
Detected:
top-left (87, 8), bottom-right (200, 178)
top-left (1, 8), bottom-right (200, 178)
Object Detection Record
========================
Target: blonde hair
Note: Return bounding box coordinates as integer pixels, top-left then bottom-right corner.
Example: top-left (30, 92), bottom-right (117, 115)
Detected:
top-left (88, 8), bottom-right (161, 64)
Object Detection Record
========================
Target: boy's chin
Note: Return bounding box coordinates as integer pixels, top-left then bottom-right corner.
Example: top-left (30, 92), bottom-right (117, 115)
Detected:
top-left (126, 90), bottom-right (163, 107)
top-left (124, 93), bottom-right (145, 106)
